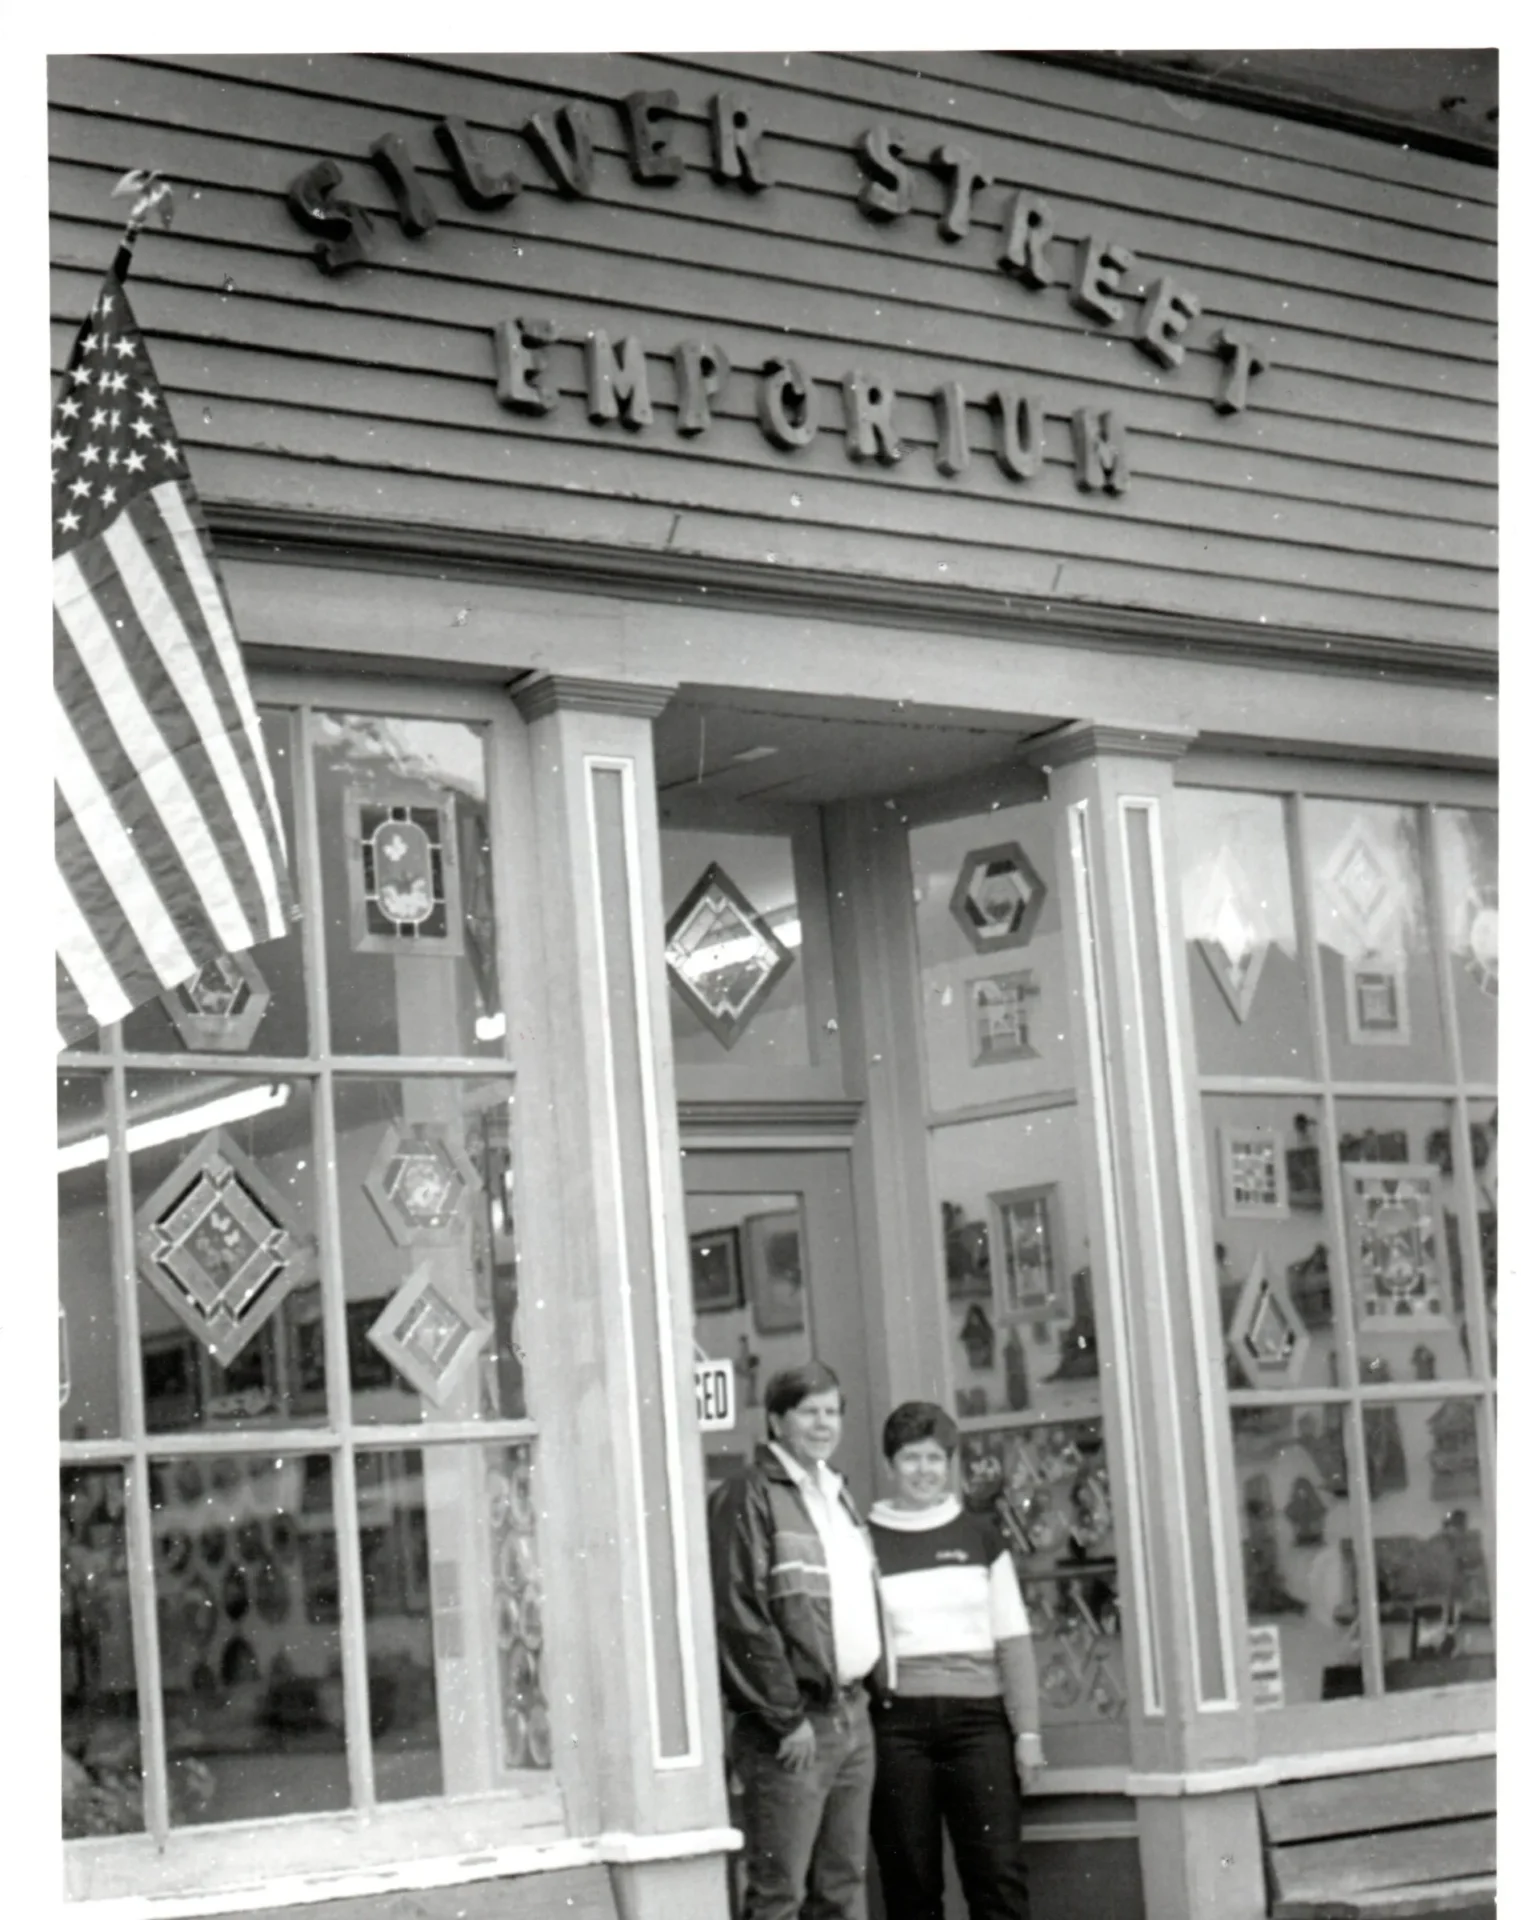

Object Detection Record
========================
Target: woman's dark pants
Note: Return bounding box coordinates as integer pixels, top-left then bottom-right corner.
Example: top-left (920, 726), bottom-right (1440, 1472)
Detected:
top-left (869, 1694), bottom-right (1029, 1920)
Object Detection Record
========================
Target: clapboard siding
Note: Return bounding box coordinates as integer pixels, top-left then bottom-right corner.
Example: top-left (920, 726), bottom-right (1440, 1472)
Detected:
top-left (47, 51), bottom-right (1496, 659)
top-left (48, 107), bottom-right (1500, 389)
top-left (132, 51), bottom-right (1497, 324)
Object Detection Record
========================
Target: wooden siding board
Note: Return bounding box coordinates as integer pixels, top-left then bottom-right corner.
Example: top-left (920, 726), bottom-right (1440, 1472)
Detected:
top-left (43, 279), bottom-right (1498, 580)
top-left (128, 50), bottom-right (1498, 319)
top-left (811, 51), bottom-right (1499, 208)
top-left (1268, 1817), bottom-right (1497, 1904)
top-left (47, 53), bottom-right (1495, 656)
top-left (46, 196), bottom-right (1498, 458)
top-left (1260, 1760), bottom-right (1496, 1846)
top-left (47, 108), bottom-right (1500, 382)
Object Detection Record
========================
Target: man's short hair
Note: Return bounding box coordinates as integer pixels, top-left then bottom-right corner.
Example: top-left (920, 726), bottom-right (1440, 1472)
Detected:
top-left (764, 1361), bottom-right (844, 1421)
top-left (882, 1400), bottom-right (959, 1460)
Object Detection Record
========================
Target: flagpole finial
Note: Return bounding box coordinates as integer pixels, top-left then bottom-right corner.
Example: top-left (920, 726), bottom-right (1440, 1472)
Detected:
top-left (109, 168), bottom-right (174, 282)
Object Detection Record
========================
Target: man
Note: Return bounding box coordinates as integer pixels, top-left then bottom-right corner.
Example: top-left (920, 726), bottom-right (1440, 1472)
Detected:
top-left (708, 1360), bottom-right (890, 1920)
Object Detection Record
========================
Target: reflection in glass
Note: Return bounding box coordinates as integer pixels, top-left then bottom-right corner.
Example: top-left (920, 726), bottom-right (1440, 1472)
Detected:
top-left (1363, 1403), bottom-right (1493, 1693)
top-left (1433, 807), bottom-right (1497, 1083)
top-left (962, 1422), bottom-right (1124, 1729)
top-left (121, 711), bottom-right (307, 1058)
top-left (1229, 1406), bottom-right (1364, 1707)
top-left (1208, 1097), bottom-right (1338, 1393)
top-left (334, 1078), bottom-right (523, 1424)
top-left (1303, 800), bottom-right (1447, 1084)
top-left (153, 1451), bottom-right (347, 1824)
top-left (62, 1466), bottom-right (143, 1835)
top-left (314, 714), bottom-right (501, 1058)
top-left (1337, 1099), bottom-right (1475, 1384)
top-left (361, 1443), bottom-right (550, 1801)
top-left (58, 1073), bottom-right (119, 1442)
top-left (128, 1076), bottom-right (323, 1432)
top-left (1176, 788), bottom-right (1314, 1078)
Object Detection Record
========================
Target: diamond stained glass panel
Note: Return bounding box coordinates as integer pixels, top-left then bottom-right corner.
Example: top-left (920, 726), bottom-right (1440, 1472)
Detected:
top-left (1196, 846), bottom-right (1271, 1023)
top-left (366, 1261), bottom-right (491, 1407)
top-left (1322, 818), bottom-right (1404, 952)
top-left (1227, 1252), bottom-right (1310, 1388)
top-left (135, 1130), bottom-right (314, 1365)
top-left (664, 861), bottom-right (794, 1048)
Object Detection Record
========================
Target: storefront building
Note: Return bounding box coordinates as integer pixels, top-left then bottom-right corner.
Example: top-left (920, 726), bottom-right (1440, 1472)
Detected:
top-left (51, 51), bottom-right (1496, 1920)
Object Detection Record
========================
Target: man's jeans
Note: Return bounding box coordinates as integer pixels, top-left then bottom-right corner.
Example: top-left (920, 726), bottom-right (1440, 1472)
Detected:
top-left (731, 1689), bottom-right (876, 1920)
top-left (869, 1693), bottom-right (1028, 1920)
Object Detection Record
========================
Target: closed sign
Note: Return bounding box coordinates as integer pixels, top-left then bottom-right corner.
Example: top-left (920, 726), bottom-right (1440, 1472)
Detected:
top-left (695, 1359), bottom-right (736, 1432)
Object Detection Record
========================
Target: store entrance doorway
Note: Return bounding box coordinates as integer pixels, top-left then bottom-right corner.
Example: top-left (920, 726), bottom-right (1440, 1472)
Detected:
top-left (681, 1149), bottom-right (875, 1505)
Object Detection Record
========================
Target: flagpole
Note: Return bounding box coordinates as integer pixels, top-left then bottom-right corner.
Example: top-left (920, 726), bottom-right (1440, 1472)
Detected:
top-left (108, 168), bottom-right (173, 284)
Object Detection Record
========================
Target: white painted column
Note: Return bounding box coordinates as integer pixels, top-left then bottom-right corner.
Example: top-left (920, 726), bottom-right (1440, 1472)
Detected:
top-left (1042, 723), bottom-right (1267, 1920)
top-left (510, 673), bottom-right (734, 1918)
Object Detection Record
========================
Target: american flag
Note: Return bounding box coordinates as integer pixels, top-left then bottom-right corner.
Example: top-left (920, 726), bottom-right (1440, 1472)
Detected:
top-left (53, 273), bottom-right (295, 1047)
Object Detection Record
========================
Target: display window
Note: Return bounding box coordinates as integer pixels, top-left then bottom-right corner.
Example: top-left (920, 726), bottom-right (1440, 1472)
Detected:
top-left (57, 687), bottom-right (554, 1892)
top-left (1180, 785), bottom-right (1496, 1724)
top-left (911, 797), bottom-right (1126, 1770)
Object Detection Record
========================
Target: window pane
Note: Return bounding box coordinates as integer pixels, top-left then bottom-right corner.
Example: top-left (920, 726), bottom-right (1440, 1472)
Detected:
top-left (121, 710), bottom-right (307, 1058)
top-left (911, 800), bottom-right (1072, 1116)
top-left (1229, 1406), bottom-right (1366, 1707)
top-left (1363, 1402), bottom-right (1493, 1694)
top-left (360, 1442), bottom-right (550, 1800)
top-left (930, 1107), bottom-right (1101, 1422)
top-left (1302, 800), bottom-right (1449, 1084)
top-left (59, 1072), bottom-right (119, 1441)
top-left (62, 1465), bottom-right (142, 1836)
top-left (314, 714), bottom-right (503, 1058)
top-left (152, 1450), bottom-right (348, 1823)
top-left (1337, 1098), bottom-right (1478, 1384)
top-left (1207, 1096), bottom-right (1340, 1392)
top-left (1177, 789), bottom-right (1315, 1079)
top-left (334, 1078), bottom-right (523, 1424)
top-left (962, 1422), bottom-right (1126, 1745)
top-left (128, 1074), bottom-right (326, 1432)
top-left (661, 828), bottom-right (810, 1066)
top-left (1433, 807), bottom-right (1498, 1082)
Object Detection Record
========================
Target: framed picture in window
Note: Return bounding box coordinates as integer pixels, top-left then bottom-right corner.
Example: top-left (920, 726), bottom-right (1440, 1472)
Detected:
top-left (967, 970), bottom-right (1039, 1065)
top-left (745, 1211), bottom-right (806, 1335)
top-left (1343, 956), bottom-right (1410, 1046)
top-left (689, 1227), bottom-right (743, 1314)
top-left (1343, 1163), bottom-right (1451, 1331)
top-left (990, 1184), bottom-right (1068, 1324)
top-left (1220, 1128), bottom-right (1290, 1219)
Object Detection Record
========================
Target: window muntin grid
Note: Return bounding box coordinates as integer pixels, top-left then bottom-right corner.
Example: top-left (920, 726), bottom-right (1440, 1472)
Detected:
top-left (58, 691), bottom-right (549, 1863)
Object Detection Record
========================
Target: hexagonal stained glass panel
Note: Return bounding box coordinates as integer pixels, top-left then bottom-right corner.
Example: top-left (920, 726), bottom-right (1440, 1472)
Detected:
top-left (664, 861), bottom-right (794, 1049)
top-left (364, 1121), bottom-right (482, 1248)
top-left (949, 842), bottom-right (1047, 955)
top-left (135, 1130), bottom-right (314, 1366)
top-left (159, 952), bottom-right (273, 1053)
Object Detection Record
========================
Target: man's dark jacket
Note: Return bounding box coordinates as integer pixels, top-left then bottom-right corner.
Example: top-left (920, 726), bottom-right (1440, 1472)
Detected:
top-left (708, 1444), bottom-right (891, 1740)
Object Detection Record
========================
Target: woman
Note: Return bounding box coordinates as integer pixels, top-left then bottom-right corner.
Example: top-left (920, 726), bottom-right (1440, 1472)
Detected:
top-left (868, 1401), bottom-right (1043, 1920)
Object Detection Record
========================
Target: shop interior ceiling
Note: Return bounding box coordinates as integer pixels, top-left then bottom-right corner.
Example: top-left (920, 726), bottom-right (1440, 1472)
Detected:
top-left (655, 689), bottom-right (1057, 807)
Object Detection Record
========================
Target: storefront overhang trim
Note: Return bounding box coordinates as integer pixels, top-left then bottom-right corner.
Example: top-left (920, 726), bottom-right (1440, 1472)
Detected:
top-left (1125, 1728), bottom-right (1496, 1798)
top-left (210, 506), bottom-right (1498, 692)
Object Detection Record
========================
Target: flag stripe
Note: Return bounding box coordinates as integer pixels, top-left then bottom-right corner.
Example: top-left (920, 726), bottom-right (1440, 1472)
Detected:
top-left (55, 708), bottom-right (198, 988)
top-left (57, 563), bottom-right (263, 955)
top-left (134, 484), bottom-right (291, 914)
top-left (56, 862), bottom-right (137, 1028)
top-left (105, 500), bottom-right (285, 942)
top-left (157, 484), bottom-right (290, 872)
top-left (54, 611), bottom-right (245, 979)
top-left (55, 548), bottom-right (256, 954)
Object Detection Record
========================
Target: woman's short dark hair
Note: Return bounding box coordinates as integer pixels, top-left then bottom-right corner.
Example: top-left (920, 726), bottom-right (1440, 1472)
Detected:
top-left (882, 1400), bottom-right (959, 1460)
top-left (764, 1361), bottom-right (844, 1422)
